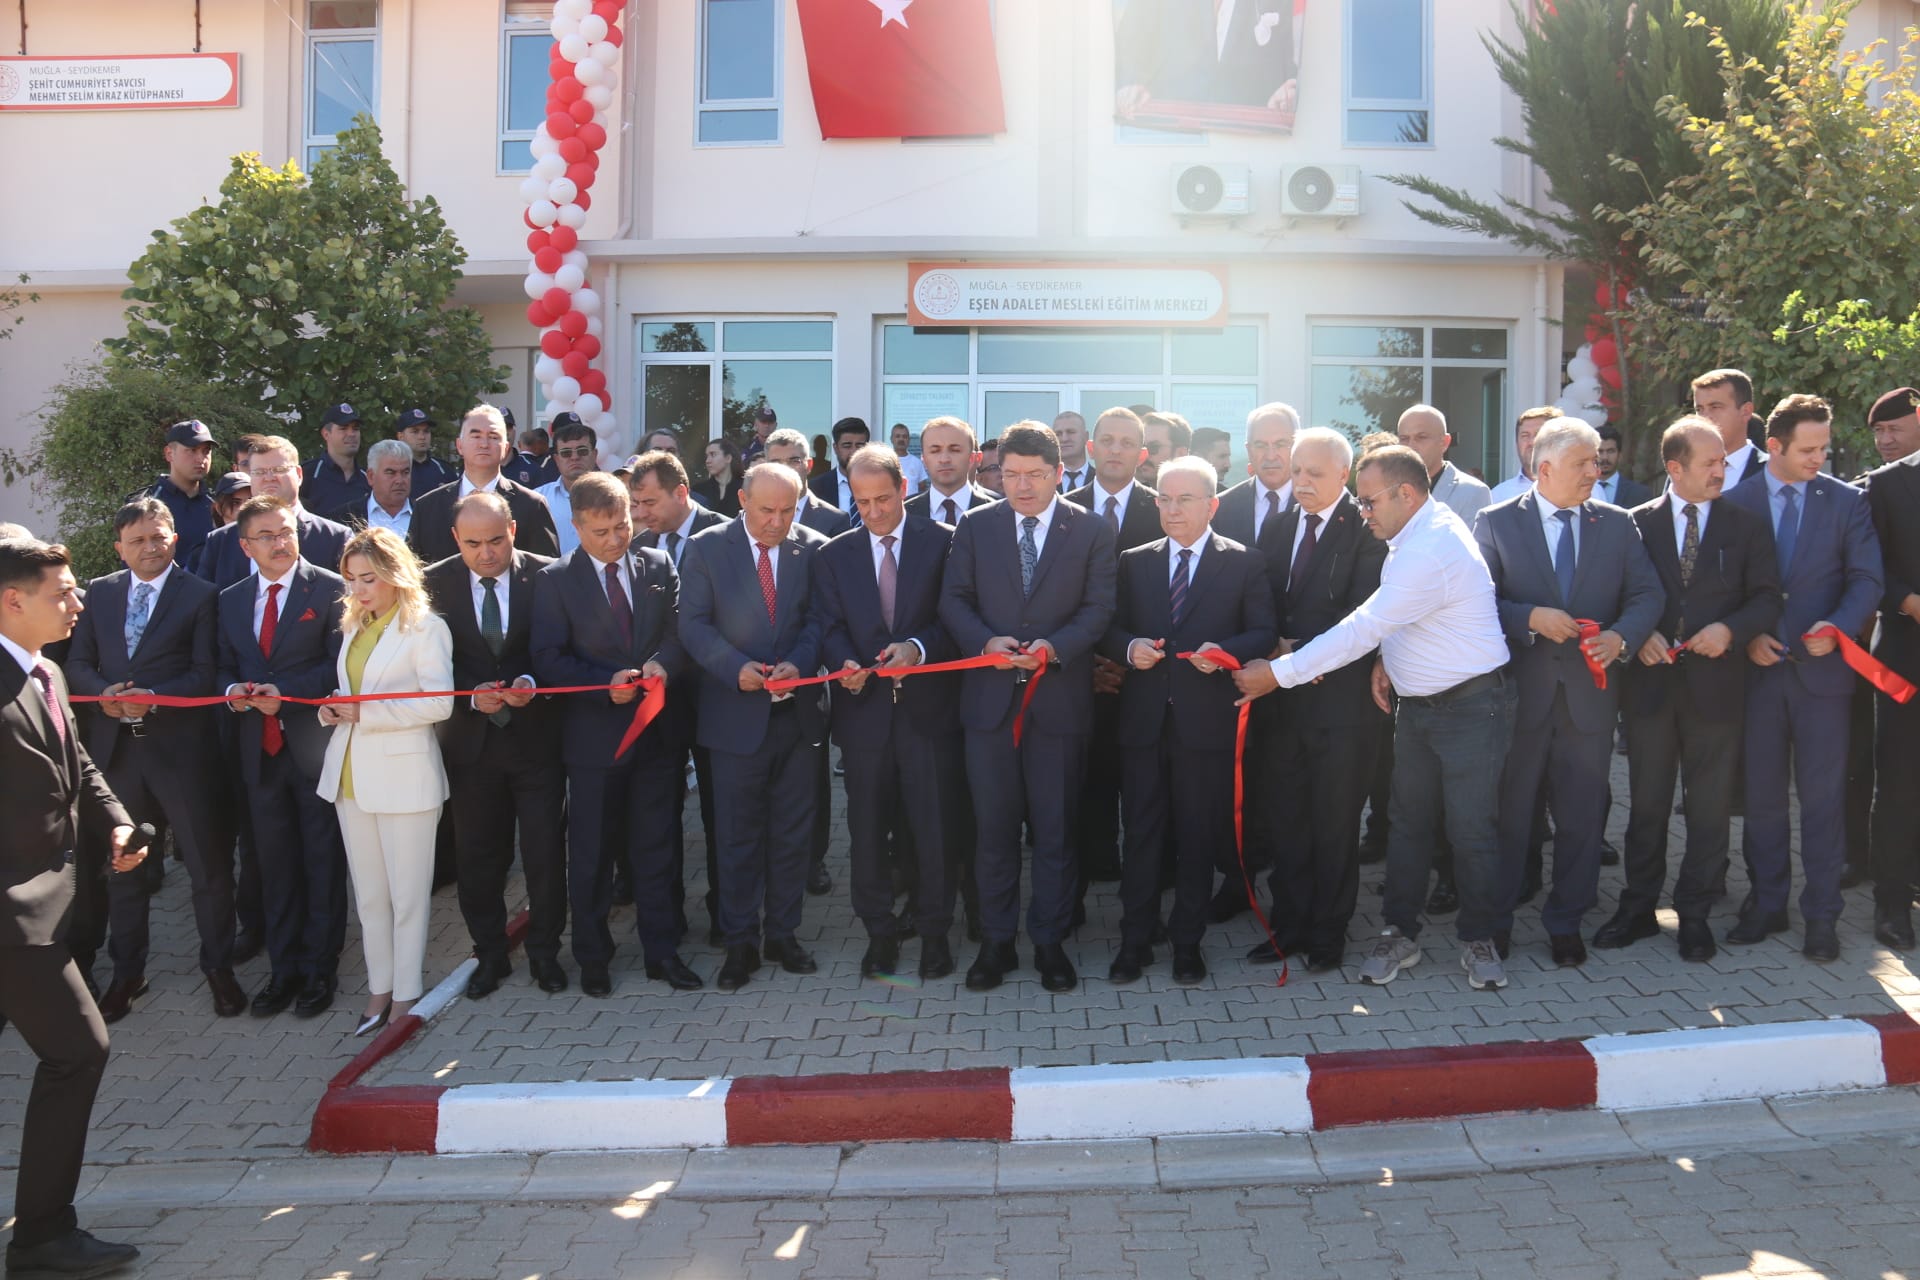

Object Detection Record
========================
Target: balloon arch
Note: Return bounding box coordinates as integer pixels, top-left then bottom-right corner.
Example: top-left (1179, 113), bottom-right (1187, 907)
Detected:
top-left (519, 0), bottom-right (627, 462)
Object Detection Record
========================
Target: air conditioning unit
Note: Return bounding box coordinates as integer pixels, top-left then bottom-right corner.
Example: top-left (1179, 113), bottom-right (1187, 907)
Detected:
top-left (1170, 163), bottom-right (1252, 219)
top-left (1279, 164), bottom-right (1362, 218)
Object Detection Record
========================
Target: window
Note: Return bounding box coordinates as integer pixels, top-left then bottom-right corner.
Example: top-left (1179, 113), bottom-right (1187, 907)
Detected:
top-left (305, 1), bottom-right (378, 168)
top-left (1344, 0), bottom-right (1431, 147)
top-left (637, 319), bottom-right (834, 481)
top-left (698, 0), bottom-right (781, 146)
top-left (1309, 323), bottom-right (1510, 479)
top-left (500, 4), bottom-right (556, 173)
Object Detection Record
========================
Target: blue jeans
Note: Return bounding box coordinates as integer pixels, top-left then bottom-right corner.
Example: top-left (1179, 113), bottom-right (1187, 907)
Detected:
top-left (1382, 673), bottom-right (1516, 943)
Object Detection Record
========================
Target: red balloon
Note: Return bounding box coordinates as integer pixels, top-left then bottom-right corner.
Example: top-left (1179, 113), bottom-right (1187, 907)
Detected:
top-left (527, 301), bottom-right (554, 328)
top-left (533, 247), bottom-right (563, 274)
top-left (576, 122), bottom-right (608, 151)
top-left (555, 76), bottom-right (584, 104)
top-left (540, 329), bottom-right (571, 359)
top-left (1588, 336), bottom-right (1619, 368)
top-left (594, 1), bottom-right (622, 25)
top-left (584, 151), bottom-right (601, 170)
top-left (569, 98), bottom-right (596, 124)
top-left (603, 24), bottom-right (623, 47)
top-left (574, 334), bottom-right (601, 360)
top-left (523, 209), bottom-right (540, 230)
top-left (548, 225), bottom-right (579, 253)
top-left (526, 229), bottom-right (550, 254)
top-left (559, 136), bottom-right (588, 163)
top-left (598, 390), bottom-right (613, 411)
top-left (579, 369), bottom-right (607, 397)
top-left (558, 310), bottom-right (589, 339)
top-left (574, 190), bottom-right (592, 211)
top-left (562, 351), bottom-right (591, 379)
top-left (1597, 364), bottom-right (1623, 390)
top-left (547, 111), bottom-right (577, 139)
top-left (566, 163), bottom-right (596, 191)
top-left (541, 287), bottom-right (573, 316)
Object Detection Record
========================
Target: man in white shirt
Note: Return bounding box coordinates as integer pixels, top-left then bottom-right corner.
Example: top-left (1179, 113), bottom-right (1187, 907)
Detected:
top-left (331, 439), bottom-right (414, 540)
top-left (1053, 411), bottom-right (1091, 493)
top-left (905, 416), bottom-right (997, 525)
top-left (1691, 368), bottom-right (1766, 488)
top-left (1487, 406), bottom-right (1556, 504)
top-left (1398, 404), bottom-right (1492, 525)
top-left (1214, 401), bottom-right (1298, 551)
top-left (1233, 445), bottom-right (1513, 990)
top-left (890, 422), bottom-right (930, 495)
top-left (537, 418), bottom-right (604, 558)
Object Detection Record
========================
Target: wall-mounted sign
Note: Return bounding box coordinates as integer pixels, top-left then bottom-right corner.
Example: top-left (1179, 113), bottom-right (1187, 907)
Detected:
top-left (908, 262), bottom-right (1229, 328)
top-left (0, 53), bottom-right (240, 111)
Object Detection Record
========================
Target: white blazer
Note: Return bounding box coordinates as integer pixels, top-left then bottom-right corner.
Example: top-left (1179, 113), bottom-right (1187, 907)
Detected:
top-left (317, 612), bottom-right (455, 814)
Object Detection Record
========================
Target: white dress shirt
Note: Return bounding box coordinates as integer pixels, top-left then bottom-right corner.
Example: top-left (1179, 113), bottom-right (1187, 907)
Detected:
top-left (1288, 501), bottom-right (1339, 577)
top-left (366, 494), bottom-right (412, 538)
top-left (1167, 528), bottom-right (1208, 586)
top-left (1014, 497), bottom-right (1060, 563)
top-left (1594, 474), bottom-right (1621, 505)
top-left (0, 630), bottom-right (40, 677)
top-left (539, 478), bottom-right (578, 556)
top-left (457, 472), bottom-right (502, 500)
top-left (748, 537), bottom-right (782, 590)
top-left (834, 469), bottom-right (856, 515)
top-left (1088, 479), bottom-right (1136, 528)
top-left (468, 567), bottom-right (511, 634)
top-left (1268, 498), bottom-right (1508, 696)
top-left (130, 561), bottom-right (175, 609)
top-left (1489, 472), bottom-right (1532, 504)
top-left (224, 565), bottom-right (298, 696)
top-left (1668, 494), bottom-right (1712, 556)
top-left (662, 507), bottom-right (700, 567)
top-left (926, 482), bottom-right (976, 525)
top-left (868, 522), bottom-right (927, 661)
top-left (586, 549), bottom-right (634, 609)
top-left (1534, 489), bottom-right (1582, 564)
top-left (1724, 442), bottom-right (1756, 486)
top-left (1059, 463), bottom-right (1092, 493)
top-left (1251, 479), bottom-right (1293, 545)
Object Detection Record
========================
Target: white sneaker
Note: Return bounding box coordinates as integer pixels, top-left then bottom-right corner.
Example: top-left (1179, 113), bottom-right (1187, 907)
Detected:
top-left (1356, 927), bottom-right (1422, 985)
top-left (1462, 939), bottom-right (1509, 990)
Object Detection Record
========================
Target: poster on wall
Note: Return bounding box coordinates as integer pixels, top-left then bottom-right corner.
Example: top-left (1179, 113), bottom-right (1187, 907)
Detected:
top-left (1113, 0), bottom-right (1304, 134)
top-left (882, 384), bottom-right (971, 434)
top-left (1170, 384), bottom-right (1260, 434)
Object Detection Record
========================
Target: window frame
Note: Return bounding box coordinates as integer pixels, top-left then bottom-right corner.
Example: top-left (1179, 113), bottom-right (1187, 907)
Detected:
top-left (1341, 0), bottom-right (1433, 150)
top-left (1307, 319), bottom-right (1513, 478)
top-left (633, 316), bottom-right (838, 477)
top-left (696, 0), bottom-right (784, 149)
top-left (304, 3), bottom-right (380, 168)
top-left (498, 7), bottom-right (556, 176)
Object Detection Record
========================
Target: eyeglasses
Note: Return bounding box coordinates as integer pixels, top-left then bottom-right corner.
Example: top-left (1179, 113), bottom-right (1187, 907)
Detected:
top-left (1153, 493), bottom-right (1212, 510)
top-left (1355, 485), bottom-right (1401, 515)
top-left (244, 529), bottom-right (298, 545)
top-left (555, 447), bottom-right (596, 461)
top-left (249, 465), bottom-right (296, 479)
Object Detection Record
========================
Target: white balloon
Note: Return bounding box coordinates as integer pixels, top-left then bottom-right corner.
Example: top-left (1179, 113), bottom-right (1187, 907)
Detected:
top-left (557, 0), bottom-right (591, 19)
top-left (579, 13), bottom-right (609, 42)
top-left (1566, 354), bottom-right (1598, 382)
top-left (1577, 405), bottom-right (1609, 427)
top-left (528, 199), bottom-right (559, 227)
top-left (576, 394), bottom-right (605, 423)
top-left (523, 271), bottom-right (555, 300)
top-left (559, 34), bottom-right (590, 64)
top-left (1565, 377), bottom-right (1603, 404)
top-left (554, 263), bottom-right (586, 293)
top-left (534, 354), bottom-right (563, 384)
top-left (561, 249), bottom-right (589, 271)
top-left (549, 15), bottom-right (580, 41)
top-left (532, 153), bottom-right (566, 182)
top-left (551, 376), bottom-right (582, 403)
top-left (573, 288), bottom-right (601, 317)
top-left (574, 57), bottom-right (606, 85)
top-left (1574, 342), bottom-right (1594, 359)
top-left (591, 41), bottom-right (620, 68)
top-left (584, 84), bottom-right (614, 111)
top-left (556, 203), bottom-right (587, 229)
top-left (585, 315), bottom-right (604, 338)
top-left (529, 132), bottom-right (558, 159)
top-left (518, 175), bottom-right (546, 203)
top-left (597, 412), bottom-right (618, 444)
top-left (547, 177), bottom-right (579, 205)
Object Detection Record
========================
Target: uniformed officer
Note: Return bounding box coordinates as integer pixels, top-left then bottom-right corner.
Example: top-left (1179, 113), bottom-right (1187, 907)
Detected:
top-left (130, 420), bottom-right (218, 572)
top-left (302, 402), bottom-right (371, 514)
top-left (395, 408), bottom-right (453, 497)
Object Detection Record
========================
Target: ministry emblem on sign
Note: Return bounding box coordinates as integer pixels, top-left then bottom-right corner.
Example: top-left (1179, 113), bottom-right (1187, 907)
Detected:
top-left (0, 65), bottom-right (20, 105)
top-left (914, 271), bottom-right (960, 318)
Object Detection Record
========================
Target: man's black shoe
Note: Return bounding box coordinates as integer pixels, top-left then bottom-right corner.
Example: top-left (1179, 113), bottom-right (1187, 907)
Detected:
top-left (1549, 933), bottom-right (1587, 967)
top-left (1593, 910), bottom-right (1659, 949)
top-left (1427, 876), bottom-right (1459, 914)
top-left (1599, 839), bottom-right (1621, 867)
top-left (965, 940), bottom-right (1017, 991)
top-left (717, 944), bottom-right (762, 991)
top-left (646, 955), bottom-right (704, 991)
top-left (1170, 944), bottom-right (1207, 985)
top-left (1305, 946), bottom-right (1342, 973)
top-left (1803, 918), bottom-right (1840, 962)
top-left (1245, 938), bottom-right (1296, 965)
top-left (1726, 907), bottom-right (1789, 945)
top-left (764, 937), bottom-right (818, 974)
top-left (231, 928), bottom-right (263, 965)
top-left (1208, 884), bottom-right (1248, 924)
top-left (1677, 917), bottom-right (1717, 962)
top-left (1107, 943), bottom-right (1151, 984)
top-left (860, 936), bottom-right (900, 979)
top-left (529, 956), bottom-right (569, 993)
top-left (806, 862), bottom-right (832, 896)
top-left (580, 966), bottom-right (613, 997)
top-left (1875, 906), bottom-right (1916, 951)
top-left (918, 935), bottom-right (955, 980)
top-left (5, 1227), bottom-right (139, 1279)
top-left (1034, 942), bottom-right (1078, 992)
top-left (249, 975), bottom-right (296, 1018)
top-left (293, 973), bottom-right (335, 1018)
top-left (465, 954), bottom-right (510, 1000)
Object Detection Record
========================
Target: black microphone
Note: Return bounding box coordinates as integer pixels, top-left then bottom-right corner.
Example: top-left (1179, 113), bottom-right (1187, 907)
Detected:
top-left (112, 822), bottom-right (158, 872)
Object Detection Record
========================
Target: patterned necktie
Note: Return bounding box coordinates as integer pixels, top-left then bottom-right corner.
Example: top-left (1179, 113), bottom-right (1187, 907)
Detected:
top-left (258, 582), bottom-right (283, 757)
top-left (1170, 548), bottom-right (1193, 627)
top-left (125, 580), bottom-right (153, 658)
top-left (1679, 503), bottom-right (1701, 587)
top-left (604, 561), bottom-right (633, 648)
top-left (1776, 485), bottom-right (1800, 576)
top-left (877, 534), bottom-right (899, 631)
top-left (1553, 509), bottom-right (1577, 601)
top-left (1289, 512), bottom-right (1321, 594)
top-left (30, 662), bottom-right (65, 752)
top-left (1105, 495), bottom-right (1121, 534)
top-left (942, 498), bottom-right (957, 527)
top-left (1019, 515), bottom-right (1040, 596)
top-left (757, 544), bottom-right (778, 624)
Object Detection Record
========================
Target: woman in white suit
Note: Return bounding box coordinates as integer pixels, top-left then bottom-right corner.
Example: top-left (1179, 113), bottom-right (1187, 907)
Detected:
top-left (316, 527), bottom-right (454, 1035)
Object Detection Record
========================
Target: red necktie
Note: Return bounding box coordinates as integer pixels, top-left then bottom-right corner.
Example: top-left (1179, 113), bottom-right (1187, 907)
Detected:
top-left (258, 582), bottom-right (284, 757)
top-left (30, 662), bottom-right (66, 752)
top-left (757, 544), bottom-right (778, 625)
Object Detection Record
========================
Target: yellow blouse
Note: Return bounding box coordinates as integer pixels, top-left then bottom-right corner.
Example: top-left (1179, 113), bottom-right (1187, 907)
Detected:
top-left (338, 606), bottom-right (398, 802)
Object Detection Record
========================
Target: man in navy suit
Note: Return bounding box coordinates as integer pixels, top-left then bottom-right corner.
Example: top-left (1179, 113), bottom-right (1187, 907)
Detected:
top-left (1723, 394), bottom-right (1883, 960)
top-left (64, 499), bottom-right (242, 1020)
top-left (808, 418), bottom-right (869, 524)
top-left (1595, 425), bottom-right (1652, 508)
top-left (411, 406), bottom-right (561, 566)
top-left (1473, 419), bottom-right (1662, 965)
top-left (678, 463), bottom-right (830, 991)
top-left (1101, 456), bottom-right (1276, 985)
top-left (939, 421), bottom-right (1118, 993)
top-left (1213, 403), bottom-right (1298, 555)
top-left (195, 435), bottom-right (352, 590)
top-left (532, 474), bottom-right (693, 996)
top-left (215, 496), bottom-right (348, 1018)
top-left (1692, 369), bottom-right (1769, 490)
top-left (904, 416), bottom-right (998, 526)
top-left (814, 445), bottom-right (968, 981)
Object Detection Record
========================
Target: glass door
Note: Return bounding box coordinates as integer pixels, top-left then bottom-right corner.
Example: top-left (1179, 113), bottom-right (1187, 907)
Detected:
top-left (981, 387), bottom-right (1062, 440)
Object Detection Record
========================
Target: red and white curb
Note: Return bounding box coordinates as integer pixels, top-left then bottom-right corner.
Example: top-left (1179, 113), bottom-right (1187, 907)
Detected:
top-left (311, 1002), bottom-right (1920, 1155)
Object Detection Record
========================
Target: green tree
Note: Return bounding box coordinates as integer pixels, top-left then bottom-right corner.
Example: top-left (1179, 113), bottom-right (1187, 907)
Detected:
top-left (1616, 1), bottom-right (1920, 470)
top-left (0, 273), bottom-right (36, 343)
top-left (108, 115), bottom-right (504, 460)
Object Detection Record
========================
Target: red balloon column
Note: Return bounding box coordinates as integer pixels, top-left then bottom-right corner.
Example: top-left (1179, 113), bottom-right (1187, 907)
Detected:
top-left (521, 0), bottom-right (623, 456)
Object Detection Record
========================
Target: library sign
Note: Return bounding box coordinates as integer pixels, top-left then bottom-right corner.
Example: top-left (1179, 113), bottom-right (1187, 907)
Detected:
top-left (0, 53), bottom-right (239, 111)
top-left (908, 262), bottom-right (1229, 328)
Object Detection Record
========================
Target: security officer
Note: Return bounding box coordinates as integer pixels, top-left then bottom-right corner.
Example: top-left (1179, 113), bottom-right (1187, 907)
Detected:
top-left (396, 408), bottom-right (454, 496)
top-left (301, 402), bottom-right (371, 514)
top-left (130, 420), bottom-right (217, 572)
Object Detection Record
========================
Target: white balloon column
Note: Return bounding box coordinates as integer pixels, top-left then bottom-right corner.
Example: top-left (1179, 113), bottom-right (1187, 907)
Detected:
top-left (1555, 344), bottom-right (1611, 429)
top-left (522, 0), bottom-right (626, 460)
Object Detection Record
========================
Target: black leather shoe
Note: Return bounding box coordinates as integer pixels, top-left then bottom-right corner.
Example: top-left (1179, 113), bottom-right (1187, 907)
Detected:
top-left (1549, 933), bottom-right (1587, 967)
top-left (1875, 907), bottom-right (1916, 951)
top-left (293, 973), bottom-right (335, 1018)
top-left (1305, 946), bottom-right (1342, 973)
top-left (95, 976), bottom-right (148, 1025)
top-left (1593, 909), bottom-right (1659, 949)
top-left (1677, 917), bottom-right (1717, 962)
top-left (231, 928), bottom-right (263, 965)
top-left (1245, 939), bottom-right (1295, 965)
top-left (1034, 941), bottom-right (1078, 992)
top-left (465, 954), bottom-right (511, 1000)
top-left (1108, 943), bottom-right (1151, 984)
top-left (1803, 918), bottom-right (1840, 962)
top-left (806, 862), bottom-right (832, 896)
top-left (1599, 839), bottom-right (1620, 867)
top-left (1208, 884), bottom-right (1248, 923)
top-left (965, 940), bottom-right (1017, 991)
top-left (1171, 944), bottom-right (1207, 985)
top-left (1726, 907), bottom-right (1790, 944)
top-left (1427, 876), bottom-right (1459, 914)
top-left (206, 969), bottom-right (248, 1018)
top-left (250, 975), bottom-right (296, 1017)
top-left (918, 935), bottom-right (954, 980)
top-left (529, 956), bottom-right (568, 993)
top-left (646, 955), bottom-right (704, 991)
top-left (764, 937), bottom-right (818, 974)
top-left (5, 1227), bottom-right (139, 1279)
top-left (717, 944), bottom-right (761, 991)
top-left (860, 936), bottom-right (900, 979)
top-left (580, 966), bottom-right (613, 997)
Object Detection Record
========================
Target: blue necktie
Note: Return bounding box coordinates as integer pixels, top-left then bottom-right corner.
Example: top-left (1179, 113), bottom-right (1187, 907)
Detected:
top-left (1169, 548), bottom-right (1192, 627)
top-left (125, 581), bottom-right (153, 658)
top-left (1019, 515), bottom-right (1040, 596)
top-left (1776, 484), bottom-right (1800, 576)
top-left (1553, 509), bottom-right (1576, 601)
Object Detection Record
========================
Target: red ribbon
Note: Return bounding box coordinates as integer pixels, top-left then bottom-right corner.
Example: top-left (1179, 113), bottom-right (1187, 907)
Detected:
top-left (1573, 618), bottom-right (1607, 690)
top-left (1805, 625), bottom-right (1918, 704)
top-left (765, 649), bottom-right (1051, 745)
top-left (1175, 647), bottom-right (1286, 986)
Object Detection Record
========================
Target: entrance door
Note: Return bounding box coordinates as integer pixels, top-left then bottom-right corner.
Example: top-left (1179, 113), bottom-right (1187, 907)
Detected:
top-left (981, 387), bottom-right (1061, 439)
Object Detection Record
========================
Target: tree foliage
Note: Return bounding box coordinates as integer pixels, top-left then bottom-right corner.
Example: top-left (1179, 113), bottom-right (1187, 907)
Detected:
top-left (0, 273), bottom-right (36, 344)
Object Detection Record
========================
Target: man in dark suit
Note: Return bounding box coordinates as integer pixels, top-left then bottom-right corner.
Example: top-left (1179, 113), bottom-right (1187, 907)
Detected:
top-left (1723, 395), bottom-right (1883, 960)
top-left (426, 493), bottom-right (569, 998)
top-left (531, 474), bottom-right (693, 996)
top-left (677, 463), bottom-right (830, 991)
top-left (215, 496), bottom-right (349, 1017)
top-left (1692, 369), bottom-right (1768, 490)
top-left (324, 438), bottom-right (414, 542)
top-left (64, 499), bottom-right (243, 1020)
top-left (1474, 419), bottom-right (1663, 965)
top-left (1595, 425), bottom-right (1652, 508)
top-left (0, 539), bottom-right (144, 1280)
top-left (1597, 418), bottom-right (1781, 961)
top-left (411, 406), bottom-right (561, 565)
top-left (814, 446), bottom-right (968, 980)
top-left (1214, 402), bottom-right (1298, 556)
top-left (940, 421), bottom-right (1118, 993)
top-left (1247, 429), bottom-right (1387, 971)
top-left (1864, 390), bottom-right (1920, 948)
top-left (808, 417), bottom-right (869, 523)
top-left (905, 415), bottom-right (997, 526)
top-left (195, 435), bottom-right (352, 590)
top-left (1115, 0), bottom-right (1298, 117)
top-left (629, 451), bottom-right (729, 946)
top-left (1102, 456), bottom-right (1276, 984)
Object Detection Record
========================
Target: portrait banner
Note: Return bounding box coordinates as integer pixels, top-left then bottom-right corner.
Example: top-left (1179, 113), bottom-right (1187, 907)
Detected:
top-left (1112, 0), bottom-right (1305, 135)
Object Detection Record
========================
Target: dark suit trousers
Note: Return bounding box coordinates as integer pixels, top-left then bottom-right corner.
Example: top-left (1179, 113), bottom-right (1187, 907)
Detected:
top-left (0, 944), bottom-right (110, 1248)
top-left (711, 703), bottom-right (819, 946)
top-left (1871, 688), bottom-right (1920, 910)
top-left (843, 728), bottom-right (963, 939)
top-left (216, 713), bottom-right (263, 937)
top-left (1119, 737), bottom-right (1230, 947)
top-left (1264, 721), bottom-right (1373, 950)
top-left (1621, 689), bottom-right (1739, 921)
top-left (1076, 693), bottom-right (1124, 881)
top-left (450, 744), bottom-right (567, 965)
top-left (667, 743), bottom-right (719, 931)
top-left (102, 741), bottom-right (235, 978)
top-left (1236, 699), bottom-right (1284, 877)
top-left (1745, 668), bottom-right (1849, 921)
top-left (1846, 677), bottom-right (1875, 873)
top-left (965, 723), bottom-right (1087, 946)
top-left (565, 735), bottom-right (680, 969)
top-left (250, 749), bottom-right (348, 982)
top-left (62, 833), bottom-right (108, 980)
top-left (1495, 687), bottom-right (1612, 937)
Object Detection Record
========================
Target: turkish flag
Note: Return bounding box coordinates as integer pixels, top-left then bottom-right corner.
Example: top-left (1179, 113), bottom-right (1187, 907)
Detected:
top-left (796, 0), bottom-right (1006, 139)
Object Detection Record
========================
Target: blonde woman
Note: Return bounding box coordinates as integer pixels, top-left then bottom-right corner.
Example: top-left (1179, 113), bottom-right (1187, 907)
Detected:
top-left (316, 527), bottom-right (454, 1035)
